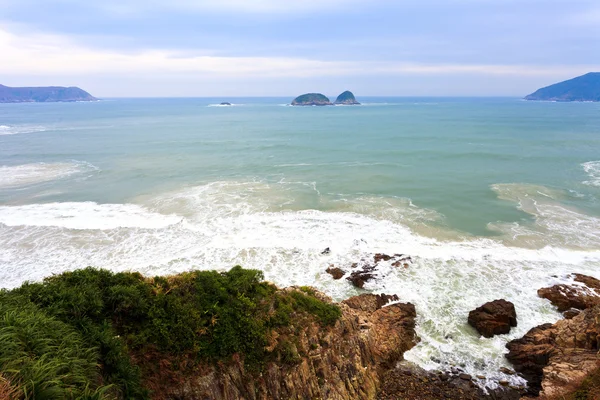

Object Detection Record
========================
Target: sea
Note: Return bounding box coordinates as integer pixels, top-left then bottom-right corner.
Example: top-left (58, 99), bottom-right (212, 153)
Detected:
top-left (1, 97), bottom-right (599, 388)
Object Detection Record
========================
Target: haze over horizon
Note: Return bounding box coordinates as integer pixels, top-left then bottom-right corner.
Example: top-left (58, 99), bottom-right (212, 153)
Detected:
top-left (1, 0), bottom-right (599, 97)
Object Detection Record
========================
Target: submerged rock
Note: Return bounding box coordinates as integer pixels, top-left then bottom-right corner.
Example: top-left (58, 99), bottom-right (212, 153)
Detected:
top-left (468, 299), bottom-right (517, 338)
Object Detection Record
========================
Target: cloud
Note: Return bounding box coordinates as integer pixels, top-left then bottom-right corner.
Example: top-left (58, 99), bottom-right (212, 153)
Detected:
top-left (0, 25), bottom-right (597, 84)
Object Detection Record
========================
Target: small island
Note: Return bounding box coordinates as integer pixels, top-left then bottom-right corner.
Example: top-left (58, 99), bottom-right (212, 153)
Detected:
top-left (0, 84), bottom-right (97, 103)
top-left (291, 93), bottom-right (332, 106)
top-left (219, 102), bottom-right (232, 106)
top-left (525, 72), bottom-right (600, 102)
top-left (334, 90), bottom-right (360, 105)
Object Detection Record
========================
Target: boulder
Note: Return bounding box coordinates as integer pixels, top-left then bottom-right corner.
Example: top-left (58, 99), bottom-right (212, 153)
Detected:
top-left (347, 264), bottom-right (377, 288)
top-left (325, 266), bottom-right (345, 280)
top-left (538, 274), bottom-right (600, 314)
top-left (467, 299), bottom-right (517, 338)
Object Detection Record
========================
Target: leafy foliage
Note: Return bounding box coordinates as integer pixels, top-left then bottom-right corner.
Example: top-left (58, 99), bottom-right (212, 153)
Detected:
top-left (0, 266), bottom-right (341, 398)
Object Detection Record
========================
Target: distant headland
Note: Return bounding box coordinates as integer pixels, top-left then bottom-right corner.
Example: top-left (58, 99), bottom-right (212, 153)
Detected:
top-left (525, 72), bottom-right (600, 102)
top-left (0, 84), bottom-right (97, 103)
top-left (291, 91), bottom-right (360, 106)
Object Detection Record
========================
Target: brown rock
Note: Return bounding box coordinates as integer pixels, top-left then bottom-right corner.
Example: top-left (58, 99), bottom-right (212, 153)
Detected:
top-left (506, 305), bottom-right (600, 397)
top-left (467, 299), bottom-right (517, 338)
top-left (325, 266), bottom-right (345, 280)
top-left (374, 253), bottom-right (392, 263)
top-left (537, 273), bottom-right (600, 314)
top-left (154, 289), bottom-right (419, 400)
top-left (343, 293), bottom-right (400, 313)
top-left (347, 264), bottom-right (377, 288)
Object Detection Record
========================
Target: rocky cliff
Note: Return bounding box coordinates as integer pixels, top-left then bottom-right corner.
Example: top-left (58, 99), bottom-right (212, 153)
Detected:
top-left (145, 291), bottom-right (418, 400)
top-left (506, 274), bottom-right (600, 398)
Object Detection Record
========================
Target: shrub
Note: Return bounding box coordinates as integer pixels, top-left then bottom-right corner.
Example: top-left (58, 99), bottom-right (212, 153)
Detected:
top-left (0, 266), bottom-right (342, 397)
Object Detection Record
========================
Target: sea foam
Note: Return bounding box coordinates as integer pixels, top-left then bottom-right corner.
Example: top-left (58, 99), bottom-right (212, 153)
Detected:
top-left (0, 161), bottom-right (99, 189)
top-left (1, 180), bottom-right (599, 389)
top-left (583, 160), bottom-right (600, 187)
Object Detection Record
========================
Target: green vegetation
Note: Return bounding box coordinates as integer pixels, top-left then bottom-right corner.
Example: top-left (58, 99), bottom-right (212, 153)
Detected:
top-left (0, 266), bottom-right (341, 399)
top-left (291, 93), bottom-right (332, 106)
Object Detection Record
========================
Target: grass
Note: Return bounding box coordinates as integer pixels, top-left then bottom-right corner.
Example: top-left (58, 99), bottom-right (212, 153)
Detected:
top-left (0, 266), bottom-right (341, 399)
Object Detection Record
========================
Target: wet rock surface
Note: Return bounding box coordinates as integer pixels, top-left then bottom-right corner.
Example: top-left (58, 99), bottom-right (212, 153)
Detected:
top-left (345, 253), bottom-right (412, 288)
top-left (506, 305), bottom-right (600, 398)
top-left (325, 266), bottom-right (345, 279)
top-left (538, 273), bottom-right (600, 314)
top-left (468, 299), bottom-right (517, 338)
top-left (377, 362), bottom-right (522, 400)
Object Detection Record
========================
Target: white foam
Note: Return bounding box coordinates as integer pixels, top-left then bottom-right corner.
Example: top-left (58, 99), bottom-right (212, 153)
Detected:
top-left (1, 180), bottom-right (599, 389)
top-left (0, 202), bottom-right (181, 230)
top-left (0, 124), bottom-right (46, 135)
top-left (0, 161), bottom-right (98, 189)
top-left (489, 183), bottom-right (600, 250)
top-left (582, 161), bottom-right (600, 187)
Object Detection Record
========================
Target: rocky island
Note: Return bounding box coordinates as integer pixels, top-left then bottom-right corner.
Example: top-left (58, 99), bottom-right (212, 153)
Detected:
top-left (525, 72), bottom-right (600, 102)
top-left (291, 93), bottom-right (333, 106)
top-left (0, 84), bottom-right (97, 103)
top-left (335, 90), bottom-right (360, 105)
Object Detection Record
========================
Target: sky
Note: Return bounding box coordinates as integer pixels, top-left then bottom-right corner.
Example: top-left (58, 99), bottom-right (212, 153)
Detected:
top-left (1, 0), bottom-right (599, 97)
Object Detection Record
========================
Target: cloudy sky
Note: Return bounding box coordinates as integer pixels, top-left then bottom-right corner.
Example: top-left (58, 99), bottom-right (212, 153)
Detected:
top-left (1, 0), bottom-right (599, 96)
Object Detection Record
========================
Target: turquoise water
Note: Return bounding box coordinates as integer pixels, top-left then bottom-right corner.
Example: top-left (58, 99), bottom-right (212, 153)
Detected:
top-left (1, 97), bottom-right (599, 387)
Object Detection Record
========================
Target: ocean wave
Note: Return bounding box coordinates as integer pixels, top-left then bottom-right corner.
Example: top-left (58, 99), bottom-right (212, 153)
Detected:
top-left (1, 181), bottom-right (600, 386)
top-left (489, 183), bottom-right (600, 250)
top-left (0, 202), bottom-right (181, 230)
top-left (582, 161), bottom-right (600, 187)
top-left (0, 124), bottom-right (47, 135)
top-left (0, 161), bottom-right (99, 189)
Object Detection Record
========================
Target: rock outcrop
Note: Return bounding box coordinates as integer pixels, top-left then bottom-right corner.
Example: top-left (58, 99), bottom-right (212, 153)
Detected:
top-left (378, 361), bottom-right (522, 400)
top-left (345, 253), bottom-right (412, 289)
top-left (468, 299), bottom-right (517, 338)
top-left (334, 91), bottom-right (360, 105)
top-left (0, 84), bottom-right (97, 102)
top-left (538, 274), bottom-right (600, 317)
top-left (151, 290), bottom-right (418, 400)
top-left (506, 306), bottom-right (600, 398)
top-left (291, 93), bottom-right (333, 106)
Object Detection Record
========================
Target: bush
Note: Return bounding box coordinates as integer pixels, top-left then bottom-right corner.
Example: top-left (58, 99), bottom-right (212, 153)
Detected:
top-left (0, 266), bottom-right (342, 397)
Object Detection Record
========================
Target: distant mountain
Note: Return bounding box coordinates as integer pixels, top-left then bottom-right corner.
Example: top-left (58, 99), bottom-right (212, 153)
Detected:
top-left (291, 93), bottom-right (332, 106)
top-left (334, 91), bottom-right (360, 105)
top-left (525, 73), bottom-right (600, 102)
top-left (0, 85), bottom-right (97, 103)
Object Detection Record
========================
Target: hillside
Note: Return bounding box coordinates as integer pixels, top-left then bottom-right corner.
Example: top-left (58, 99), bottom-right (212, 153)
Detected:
top-left (525, 72), bottom-right (600, 102)
top-left (0, 84), bottom-right (97, 103)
